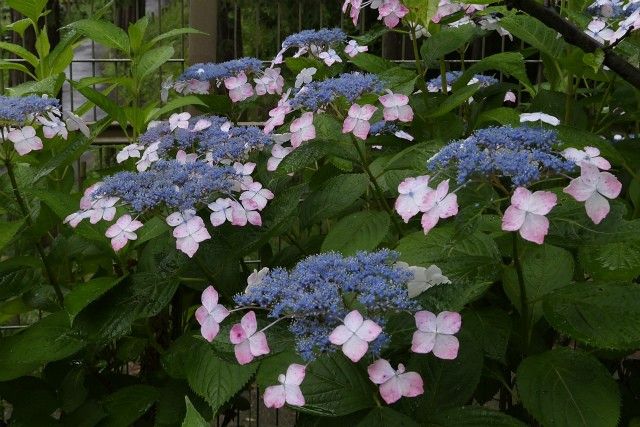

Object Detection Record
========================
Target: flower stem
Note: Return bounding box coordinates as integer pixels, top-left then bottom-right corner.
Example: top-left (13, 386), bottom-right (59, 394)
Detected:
top-left (512, 233), bottom-right (530, 353)
top-left (4, 158), bottom-right (64, 306)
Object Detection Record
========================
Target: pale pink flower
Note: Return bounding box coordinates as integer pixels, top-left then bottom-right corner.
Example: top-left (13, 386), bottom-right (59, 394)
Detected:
top-left (519, 112), bottom-right (560, 126)
top-left (136, 141), bottom-right (161, 171)
top-left (190, 119), bottom-right (212, 132)
top-left (342, 0), bottom-right (363, 25)
top-left (562, 146), bottom-right (611, 170)
top-left (195, 286), bottom-right (230, 342)
top-left (342, 104), bottom-right (377, 140)
top-left (295, 68), bottom-right (317, 88)
top-left (79, 183), bottom-right (101, 210)
top-left (263, 364), bottom-right (306, 408)
top-left (246, 267), bottom-right (269, 293)
top-left (290, 112), bottom-right (316, 147)
top-left (225, 72), bottom-right (254, 102)
top-left (169, 112), bottom-right (191, 131)
top-left (378, 0), bottom-right (409, 28)
top-left (345, 40), bottom-right (368, 57)
top-left (432, 0), bottom-right (462, 23)
top-left (254, 68), bottom-right (285, 96)
top-left (504, 91), bottom-right (517, 103)
top-left (585, 18), bottom-right (616, 43)
top-left (420, 180), bottom-right (458, 234)
top-left (64, 111), bottom-right (90, 138)
top-left (89, 197), bottom-right (119, 224)
top-left (63, 211), bottom-right (91, 228)
top-left (395, 130), bottom-right (414, 141)
top-left (395, 175), bottom-right (432, 222)
top-left (38, 112), bottom-right (68, 140)
top-left (229, 200), bottom-right (262, 226)
top-left (230, 311), bottom-right (270, 365)
top-left (318, 49), bottom-right (343, 66)
top-left (166, 210), bottom-right (196, 227)
top-left (329, 310), bottom-right (382, 362)
top-left (7, 126), bottom-right (43, 155)
top-left (564, 163), bottom-right (622, 224)
top-left (105, 214), bottom-right (143, 251)
top-left (379, 92), bottom-right (413, 122)
top-left (263, 103), bottom-right (291, 134)
top-left (501, 187), bottom-right (557, 244)
top-left (267, 144), bottom-right (293, 171)
top-left (240, 181), bottom-right (274, 211)
top-left (116, 144), bottom-right (143, 163)
top-left (174, 78), bottom-right (210, 95)
top-left (176, 149), bottom-right (198, 164)
top-left (208, 198), bottom-right (234, 226)
top-left (173, 215), bottom-right (211, 257)
top-left (367, 359), bottom-right (424, 404)
top-left (411, 310), bottom-right (461, 360)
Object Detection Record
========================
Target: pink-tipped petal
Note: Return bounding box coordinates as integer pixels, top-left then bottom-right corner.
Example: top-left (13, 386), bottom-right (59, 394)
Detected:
top-left (527, 191), bottom-right (557, 215)
top-left (230, 323), bottom-right (248, 345)
top-left (285, 364), bottom-right (306, 385)
top-left (201, 286), bottom-right (219, 311)
top-left (355, 320), bottom-right (382, 342)
top-left (367, 359), bottom-right (396, 384)
top-left (379, 377), bottom-right (403, 404)
top-left (411, 330), bottom-right (436, 354)
top-left (249, 331), bottom-right (271, 356)
top-left (241, 311), bottom-right (258, 336)
top-left (263, 385), bottom-right (286, 408)
top-left (343, 310), bottom-right (365, 331)
top-left (342, 335), bottom-right (368, 362)
top-left (398, 372), bottom-right (424, 397)
top-left (201, 317), bottom-right (220, 342)
top-left (210, 305), bottom-right (230, 323)
top-left (329, 325), bottom-right (353, 345)
top-left (597, 172), bottom-right (622, 199)
top-left (585, 192), bottom-right (611, 224)
top-left (436, 311), bottom-right (462, 334)
top-left (519, 213), bottom-right (549, 244)
top-left (501, 206), bottom-right (526, 232)
top-left (432, 334), bottom-right (460, 360)
top-left (284, 385), bottom-right (305, 406)
top-left (234, 340), bottom-right (255, 365)
top-left (414, 310), bottom-right (437, 332)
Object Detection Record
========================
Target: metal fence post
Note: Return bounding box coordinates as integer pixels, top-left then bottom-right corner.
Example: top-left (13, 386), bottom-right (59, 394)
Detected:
top-left (188, 0), bottom-right (218, 65)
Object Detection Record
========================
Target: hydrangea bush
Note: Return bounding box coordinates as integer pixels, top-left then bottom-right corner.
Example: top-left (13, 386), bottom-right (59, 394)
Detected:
top-left (2, 0), bottom-right (640, 426)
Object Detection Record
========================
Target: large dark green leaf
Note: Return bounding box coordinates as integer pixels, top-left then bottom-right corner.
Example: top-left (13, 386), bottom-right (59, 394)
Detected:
top-left (396, 225), bottom-right (501, 282)
top-left (99, 385), bottom-right (159, 427)
top-left (299, 353), bottom-right (375, 417)
top-left (7, 0), bottom-right (47, 22)
top-left (425, 406), bottom-right (528, 426)
top-left (64, 276), bottom-right (124, 322)
top-left (182, 396), bottom-right (209, 427)
top-left (66, 20), bottom-right (130, 52)
top-left (321, 211), bottom-right (390, 255)
top-left (420, 25), bottom-right (481, 66)
top-left (502, 243), bottom-right (573, 320)
top-left (0, 219), bottom-right (24, 252)
top-left (452, 52), bottom-right (534, 94)
top-left (544, 282), bottom-right (640, 350)
top-left (301, 174), bottom-right (369, 226)
top-left (517, 349), bottom-right (620, 427)
top-left (0, 312), bottom-right (85, 380)
top-left (463, 308), bottom-right (511, 363)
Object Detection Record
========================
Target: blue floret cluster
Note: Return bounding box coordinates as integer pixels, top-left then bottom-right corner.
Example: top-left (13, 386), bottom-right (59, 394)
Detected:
top-left (0, 95), bottom-right (59, 123)
top-left (179, 57), bottom-right (263, 81)
top-left (428, 125), bottom-right (575, 186)
top-left (281, 28), bottom-right (347, 49)
top-left (290, 72), bottom-right (384, 110)
top-left (234, 250), bottom-right (417, 361)
top-left (427, 71), bottom-right (499, 91)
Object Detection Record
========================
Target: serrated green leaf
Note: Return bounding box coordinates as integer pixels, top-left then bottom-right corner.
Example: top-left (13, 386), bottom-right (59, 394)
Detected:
top-left (350, 53), bottom-right (394, 73)
top-left (299, 353), bottom-right (375, 416)
top-left (0, 42), bottom-right (38, 67)
top-left (100, 385), bottom-right (159, 427)
top-left (396, 225), bottom-right (501, 282)
top-left (579, 240), bottom-right (640, 281)
top-left (321, 211), bottom-right (390, 255)
top-left (502, 243), bottom-right (573, 320)
top-left (134, 45), bottom-right (174, 81)
top-left (544, 282), bottom-right (640, 350)
top-left (0, 312), bottom-right (85, 381)
top-left (463, 308), bottom-right (511, 362)
top-left (182, 396), bottom-right (209, 427)
top-left (66, 19), bottom-right (130, 53)
top-left (452, 52), bottom-right (535, 94)
top-left (425, 406), bottom-right (528, 426)
top-left (517, 349), bottom-right (620, 427)
top-left (64, 276), bottom-right (124, 322)
top-left (420, 25), bottom-right (481, 66)
top-left (0, 219), bottom-right (24, 252)
top-left (301, 174), bottom-right (369, 226)
top-left (356, 407), bottom-right (419, 426)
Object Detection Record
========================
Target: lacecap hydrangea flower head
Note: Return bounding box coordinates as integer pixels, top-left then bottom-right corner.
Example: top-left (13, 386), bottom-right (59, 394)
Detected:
top-left (395, 124), bottom-right (623, 245)
top-left (0, 95), bottom-right (89, 156)
top-left (64, 113), bottom-right (274, 257)
top-left (195, 250), bottom-right (462, 408)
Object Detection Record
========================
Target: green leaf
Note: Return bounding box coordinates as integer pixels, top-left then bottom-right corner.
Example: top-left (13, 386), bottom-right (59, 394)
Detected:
top-left (134, 45), bottom-right (175, 81)
top-left (301, 174), bottom-right (369, 226)
top-left (300, 353), bottom-right (375, 416)
top-left (356, 407), bottom-right (419, 426)
top-left (31, 134), bottom-right (94, 183)
top-left (276, 138), bottom-right (354, 176)
top-left (463, 308), bottom-right (511, 362)
top-left (7, 72), bottom-right (65, 96)
top-left (0, 61), bottom-right (36, 80)
top-left (321, 211), bottom-right (390, 255)
top-left (452, 52), bottom-right (535, 94)
top-left (396, 225), bottom-right (501, 282)
top-left (502, 243), bottom-right (573, 320)
top-left (424, 84), bottom-right (480, 118)
top-left (147, 96), bottom-right (208, 121)
top-left (543, 282), bottom-right (640, 350)
top-left (100, 385), bottom-right (159, 427)
top-left (476, 107), bottom-right (520, 127)
top-left (0, 41), bottom-right (38, 67)
top-left (424, 406), bottom-right (528, 426)
top-left (500, 14), bottom-right (568, 59)
top-left (182, 396), bottom-right (209, 427)
top-left (0, 312), bottom-right (85, 381)
top-left (349, 53), bottom-right (394, 73)
top-left (64, 276), bottom-right (124, 322)
top-left (66, 20), bottom-right (130, 53)
top-left (578, 240), bottom-right (640, 281)
top-left (517, 349), bottom-right (620, 427)
top-left (177, 338), bottom-right (256, 414)
top-left (134, 216), bottom-right (170, 247)
top-left (7, 0), bottom-right (47, 22)
top-left (149, 27), bottom-right (205, 46)
top-left (420, 25), bottom-right (480, 66)
top-left (412, 330), bottom-right (483, 413)
top-left (74, 84), bottom-right (128, 127)
top-left (127, 16), bottom-right (149, 53)
top-left (0, 219), bottom-right (24, 252)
